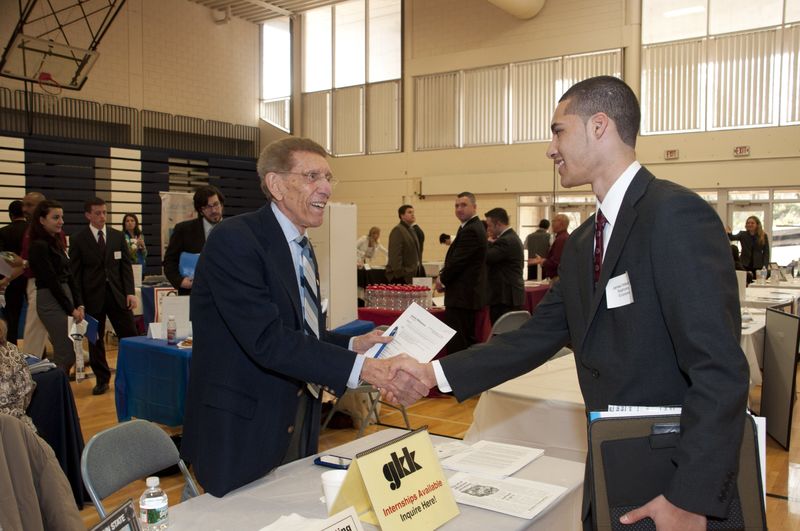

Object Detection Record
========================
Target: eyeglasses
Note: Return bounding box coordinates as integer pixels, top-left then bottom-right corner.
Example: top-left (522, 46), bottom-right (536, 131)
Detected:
top-left (202, 201), bottom-right (223, 211)
top-left (278, 171), bottom-right (338, 187)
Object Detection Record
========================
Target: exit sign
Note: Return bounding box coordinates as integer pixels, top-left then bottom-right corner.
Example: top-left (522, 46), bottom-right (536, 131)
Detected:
top-left (663, 149), bottom-right (679, 160)
top-left (733, 145), bottom-right (750, 157)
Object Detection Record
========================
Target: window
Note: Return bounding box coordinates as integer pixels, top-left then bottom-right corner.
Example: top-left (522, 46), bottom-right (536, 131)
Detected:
top-left (641, 0), bottom-right (800, 134)
top-left (300, 1), bottom-right (402, 156)
top-left (726, 189), bottom-right (800, 265)
top-left (415, 49), bottom-right (621, 151)
top-left (260, 17), bottom-right (292, 131)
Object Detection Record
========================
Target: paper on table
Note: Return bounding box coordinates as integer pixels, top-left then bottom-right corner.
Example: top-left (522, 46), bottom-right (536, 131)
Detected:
top-left (257, 506), bottom-right (364, 531)
top-left (440, 440), bottom-right (544, 478)
top-left (363, 302), bottom-right (455, 363)
top-left (449, 472), bottom-right (567, 520)
top-left (435, 440), bottom-right (471, 460)
top-left (431, 296), bottom-right (445, 307)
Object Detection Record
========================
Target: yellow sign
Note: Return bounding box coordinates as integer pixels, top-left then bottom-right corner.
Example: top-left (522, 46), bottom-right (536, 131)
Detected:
top-left (331, 427), bottom-right (459, 530)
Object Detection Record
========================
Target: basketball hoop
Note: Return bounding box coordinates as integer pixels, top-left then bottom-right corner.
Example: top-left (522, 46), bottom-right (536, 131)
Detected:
top-left (37, 71), bottom-right (62, 96)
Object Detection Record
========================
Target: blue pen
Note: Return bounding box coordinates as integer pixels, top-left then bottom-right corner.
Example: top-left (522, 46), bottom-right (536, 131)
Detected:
top-left (373, 326), bottom-right (398, 358)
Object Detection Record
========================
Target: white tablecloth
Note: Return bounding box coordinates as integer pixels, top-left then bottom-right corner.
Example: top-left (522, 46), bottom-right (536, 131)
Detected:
top-left (747, 280), bottom-right (800, 291)
top-left (743, 287), bottom-right (797, 311)
top-left (464, 355), bottom-right (588, 459)
top-left (169, 429), bottom-right (584, 531)
top-left (741, 309), bottom-right (766, 386)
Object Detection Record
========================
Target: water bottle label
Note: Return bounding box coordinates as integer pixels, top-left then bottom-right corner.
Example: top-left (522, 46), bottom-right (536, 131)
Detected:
top-left (141, 504), bottom-right (168, 525)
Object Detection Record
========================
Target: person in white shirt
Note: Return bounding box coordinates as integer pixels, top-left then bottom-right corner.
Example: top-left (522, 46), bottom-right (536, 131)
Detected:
top-left (356, 226), bottom-right (388, 266)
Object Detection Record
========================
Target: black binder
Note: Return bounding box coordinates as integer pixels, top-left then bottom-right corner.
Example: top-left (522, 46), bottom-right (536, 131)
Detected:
top-left (588, 414), bottom-right (766, 530)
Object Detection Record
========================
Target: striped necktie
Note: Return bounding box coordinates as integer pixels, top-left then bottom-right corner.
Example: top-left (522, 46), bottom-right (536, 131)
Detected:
top-left (297, 236), bottom-right (321, 398)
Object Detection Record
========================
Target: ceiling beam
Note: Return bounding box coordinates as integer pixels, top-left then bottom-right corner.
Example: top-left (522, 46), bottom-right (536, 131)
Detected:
top-left (239, 0), bottom-right (292, 17)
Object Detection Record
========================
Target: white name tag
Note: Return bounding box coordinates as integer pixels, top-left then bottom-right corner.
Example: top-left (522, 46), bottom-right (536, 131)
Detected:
top-left (606, 272), bottom-right (634, 309)
top-left (113, 251), bottom-right (122, 260)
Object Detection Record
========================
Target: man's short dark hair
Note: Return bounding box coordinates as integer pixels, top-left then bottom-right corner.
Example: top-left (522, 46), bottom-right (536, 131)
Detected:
top-left (538, 219), bottom-right (550, 229)
top-left (8, 200), bottom-right (23, 219)
top-left (439, 233), bottom-right (450, 244)
top-left (457, 192), bottom-right (476, 204)
top-left (398, 204), bottom-right (413, 219)
top-left (257, 137), bottom-right (328, 201)
top-left (194, 185), bottom-right (224, 214)
top-left (484, 207), bottom-right (509, 225)
top-left (559, 75), bottom-right (640, 148)
top-left (84, 197), bottom-right (105, 213)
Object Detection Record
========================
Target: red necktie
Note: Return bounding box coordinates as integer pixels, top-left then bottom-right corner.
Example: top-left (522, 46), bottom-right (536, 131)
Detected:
top-left (594, 210), bottom-right (607, 284)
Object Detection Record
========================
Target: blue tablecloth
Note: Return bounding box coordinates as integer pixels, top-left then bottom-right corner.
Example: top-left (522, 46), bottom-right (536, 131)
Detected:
top-left (141, 285), bottom-right (156, 327)
top-left (114, 320), bottom-right (375, 427)
top-left (115, 336), bottom-right (191, 427)
top-left (27, 369), bottom-right (88, 508)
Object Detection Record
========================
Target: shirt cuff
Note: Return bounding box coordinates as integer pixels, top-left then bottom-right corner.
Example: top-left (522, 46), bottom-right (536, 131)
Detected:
top-left (348, 354), bottom-right (366, 389)
top-left (432, 360), bottom-right (452, 393)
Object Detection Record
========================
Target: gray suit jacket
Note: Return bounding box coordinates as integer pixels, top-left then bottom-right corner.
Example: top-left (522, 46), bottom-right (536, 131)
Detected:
top-left (385, 221), bottom-right (421, 283)
top-left (442, 168), bottom-right (748, 519)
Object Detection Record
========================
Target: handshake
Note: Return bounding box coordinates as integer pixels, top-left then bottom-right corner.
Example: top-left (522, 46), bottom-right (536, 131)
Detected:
top-left (362, 355), bottom-right (437, 406)
top-left (352, 330), bottom-right (439, 406)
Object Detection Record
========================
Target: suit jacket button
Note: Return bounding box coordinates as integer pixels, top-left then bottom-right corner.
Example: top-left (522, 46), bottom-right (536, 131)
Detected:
top-left (287, 425), bottom-right (295, 434)
top-left (591, 369), bottom-right (600, 378)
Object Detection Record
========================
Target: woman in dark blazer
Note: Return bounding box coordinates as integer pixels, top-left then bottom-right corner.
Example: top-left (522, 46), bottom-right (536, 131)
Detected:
top-left (728, 215), bottom-right (770, 278)
top-left (27, 200), bottom-right (84, 374)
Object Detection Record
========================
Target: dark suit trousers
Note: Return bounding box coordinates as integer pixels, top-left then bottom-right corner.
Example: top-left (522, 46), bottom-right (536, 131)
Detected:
top-left (527, 264), bottom-right (540, 281)
top-left (3, 277), bottom-right (26, 344)
top-left (88, 285), bottom-right (137, 384)
top-left (445, 307), bottom-right (477, 355)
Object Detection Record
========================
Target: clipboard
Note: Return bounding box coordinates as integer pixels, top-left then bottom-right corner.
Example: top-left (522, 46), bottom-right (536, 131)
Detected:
top-left (588, 414), bottom-right (765, 530)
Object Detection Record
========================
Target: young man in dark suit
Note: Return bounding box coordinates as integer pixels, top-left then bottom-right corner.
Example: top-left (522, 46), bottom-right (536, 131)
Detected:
top-left (162, 185), bottom-right (224, 295)
top-left (180, 137), bottom-right (429, 497)
top-left (435, 192), bottom-right (488, 354)
top-left (0, 200), bottom-right (28, 344)
top-left (397, 76), bottom-right (749, 530)
top-left (484, 207), bottom-right (525, 324)
top-left (69, 197), bottom-right (138, 395)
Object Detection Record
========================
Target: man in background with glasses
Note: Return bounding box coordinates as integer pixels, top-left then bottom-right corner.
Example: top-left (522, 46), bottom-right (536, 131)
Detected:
top-left (163, 185), bottom-right (224, 294)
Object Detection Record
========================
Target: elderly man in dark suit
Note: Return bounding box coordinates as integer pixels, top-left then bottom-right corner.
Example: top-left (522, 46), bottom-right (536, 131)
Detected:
top-left (162, 185), bottom-right (224, 295)
top-left (435, 192), bottom-right (488, 354)
top-left (69, 197), bottom-right (138, 395)
top-left (397, 76), bottom-right (749, 530)
top-left (484, 207), bottom-right (525, 325)
top-left (180, 137), bottom-right (428, 497)
top-left (385, 204), bottom-right (422, 284)
top-left (0, 200), bottom-right (28, 344)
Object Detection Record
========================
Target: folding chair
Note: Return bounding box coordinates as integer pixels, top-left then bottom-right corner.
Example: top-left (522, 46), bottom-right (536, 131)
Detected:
top-left (81, 419), bottom-right (199, 518)
top-left (490, 310), bottom-right (531, 336)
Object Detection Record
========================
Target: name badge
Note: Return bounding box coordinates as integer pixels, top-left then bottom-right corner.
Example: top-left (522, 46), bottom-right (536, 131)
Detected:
top-left (606, 272), bottom-right (634, 309)
top-left (113, 251), bottom-right (122, 260)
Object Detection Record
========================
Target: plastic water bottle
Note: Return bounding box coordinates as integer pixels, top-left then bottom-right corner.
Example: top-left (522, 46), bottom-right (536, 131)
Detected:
top-left (166, 315), bottom-right (177, 345)
top-left (139, 476), bottom-right (168, 530)
top-left (758, 267), bottom-right (768, 285)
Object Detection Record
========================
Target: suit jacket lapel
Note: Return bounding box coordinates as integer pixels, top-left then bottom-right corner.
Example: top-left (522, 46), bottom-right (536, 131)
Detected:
top-left (260, 206), bottom-right (303, 325)
top-left (580, 169), bottom-right (652, 351)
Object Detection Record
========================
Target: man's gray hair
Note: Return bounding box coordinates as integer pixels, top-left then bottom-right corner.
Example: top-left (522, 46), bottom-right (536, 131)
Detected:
top-left (257, 137), bottom-right (328, 201)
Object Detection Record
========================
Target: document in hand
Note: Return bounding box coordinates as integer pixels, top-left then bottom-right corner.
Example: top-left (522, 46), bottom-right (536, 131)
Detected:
top-left (363, 302), bottom-right (455, 363)
top-left (179, 252), bottom-right (200, 279)
top-left (83, 314), bottom-right (100, 344)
